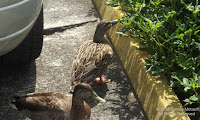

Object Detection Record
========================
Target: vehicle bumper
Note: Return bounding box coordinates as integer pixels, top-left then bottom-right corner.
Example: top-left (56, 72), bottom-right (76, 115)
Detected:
top-left (0, 0), bottom-right (43, 56)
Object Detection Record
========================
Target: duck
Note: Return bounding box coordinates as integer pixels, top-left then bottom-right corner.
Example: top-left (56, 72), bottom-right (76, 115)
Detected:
top-left (9, 83), bottom-right (104, 120)
top-left (71, 19), bottom-right (118, 88)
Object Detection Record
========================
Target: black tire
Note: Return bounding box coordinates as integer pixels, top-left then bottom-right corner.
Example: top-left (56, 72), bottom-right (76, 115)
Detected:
top-left (0, 7), bottom-right (43, 65)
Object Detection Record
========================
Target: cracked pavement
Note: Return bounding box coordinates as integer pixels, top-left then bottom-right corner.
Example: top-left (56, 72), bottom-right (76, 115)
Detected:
top-left (0, 0), bottom-right (147, 120)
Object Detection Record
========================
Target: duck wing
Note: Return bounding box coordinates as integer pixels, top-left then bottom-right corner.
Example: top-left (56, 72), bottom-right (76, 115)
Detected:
top-left (72, 61), bottom-right (99, 84)
top-left (71, 41), bottom-right (113, 85)
top-left (10, 92), bottom-right (72, 119)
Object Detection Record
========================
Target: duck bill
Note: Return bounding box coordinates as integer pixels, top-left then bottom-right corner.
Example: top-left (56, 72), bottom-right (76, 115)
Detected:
top-left (110, 19), bottom-right (118, 26)
top-left (91, 91), bottom-right (106, 103)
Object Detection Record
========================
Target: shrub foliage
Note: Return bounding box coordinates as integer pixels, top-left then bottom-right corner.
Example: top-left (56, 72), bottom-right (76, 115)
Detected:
top-left (106, 0), bottom-right (200, 108)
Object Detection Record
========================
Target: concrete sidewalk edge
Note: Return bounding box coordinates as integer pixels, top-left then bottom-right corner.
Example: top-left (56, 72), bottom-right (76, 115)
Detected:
top-left (92, 0), bottom-right (190, 120)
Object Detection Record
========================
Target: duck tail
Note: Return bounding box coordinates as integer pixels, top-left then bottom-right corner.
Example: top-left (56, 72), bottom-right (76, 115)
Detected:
top-left (9, 96), bottom-right (24, 111)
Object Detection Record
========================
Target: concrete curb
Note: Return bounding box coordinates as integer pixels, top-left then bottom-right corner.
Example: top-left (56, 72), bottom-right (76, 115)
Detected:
top-left (92, 0), bottom-right (190, 120)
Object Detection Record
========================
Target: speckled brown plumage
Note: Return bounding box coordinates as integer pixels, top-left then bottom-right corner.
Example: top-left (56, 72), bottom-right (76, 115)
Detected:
top-left (71, 20), bottom-right (118, 88)
top-left (72, 41), bottom-right (113, 83)
top-left (10, 83), bottom-right (93, 120)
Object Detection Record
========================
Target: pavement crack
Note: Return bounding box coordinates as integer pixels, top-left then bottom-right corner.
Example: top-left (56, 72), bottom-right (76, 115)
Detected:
top-left (43, 19), bottom-right (98, 35)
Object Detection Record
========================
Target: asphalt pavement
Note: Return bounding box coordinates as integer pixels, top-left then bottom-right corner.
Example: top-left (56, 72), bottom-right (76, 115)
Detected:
top-left (0, 0), bottom-right (147, 119)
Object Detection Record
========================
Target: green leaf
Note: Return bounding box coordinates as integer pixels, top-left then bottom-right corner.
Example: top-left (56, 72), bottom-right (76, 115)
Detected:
top-left (175, 21), bottom-right (186, 31)
top-left (186, 3), bottom-right (194, 12)
top-left (165, 33), bottom-right (169, 38)
top-left (146, 65), bottom-right (153, 73)
top-left (183, 98), bottom-right (193, 106)
top-left (104, 1), bottom-right (119, 7)
top-left (155, 22), bottom-right (163, 29)
top-left (194, 5), bottom-right (200, 14)
top-left (183, 78), bottom-right (189, 85)
top-left (197, 95), bottom-right (200, 101)
top-left (191, 82), bottom-right (196, 89)
top-left (195, 42), bottom-right (200, 50)
top-left (194, 30), bottom-right (200, 35)
top-left (183, 98), bottom-right (191, 104)
top-left (126, 16), bottom-right (135, 25)
top-left (116, 32), bottom-right (129, 37)
top-left (189, 95), bottom-right (198, 101)
top-left (184, 87), bottom-right (190, 92)
top-left (137, 22), bottom-right (149, 33)
top-left (124, 18), bottom-right (128, 24)
top-left (172, 75), bottom-right (180, 81)
top-left (165, 11), bottom-right (176, 21)
top-left (178, 33), bottom-right (185, 39)
top-left (144, 17), bottom-right (153, 29)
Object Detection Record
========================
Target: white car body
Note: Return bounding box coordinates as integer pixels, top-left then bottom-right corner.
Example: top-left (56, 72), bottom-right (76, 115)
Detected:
top-left (0, 0), bottom-right (43, 56)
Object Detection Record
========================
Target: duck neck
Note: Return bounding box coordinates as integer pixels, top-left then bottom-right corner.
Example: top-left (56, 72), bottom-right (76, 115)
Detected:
top-left (72, 95), bottom-right (85, 106)
top-left (93, 33), bottom-right (110, 44)
top-left (70, 96), bottom-right (87, 120)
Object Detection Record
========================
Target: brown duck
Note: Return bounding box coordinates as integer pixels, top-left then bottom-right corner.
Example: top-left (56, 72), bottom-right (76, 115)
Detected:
top-left (71, 19), bottom-right (118, 87)
top-left (9, 83), bottom-right (104, 120)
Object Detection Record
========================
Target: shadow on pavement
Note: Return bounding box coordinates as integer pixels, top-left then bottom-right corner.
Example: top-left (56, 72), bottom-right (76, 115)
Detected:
top-left (104, 54), bottom-right (147, 120)
top-left (0, 62), bottom-right (37, 120)
top-left (86, 52), bottom-right (147, 120)
top-left (86, 6), bottom-right (99, 18)
top-left (86, 81), bottom-right (109, 108)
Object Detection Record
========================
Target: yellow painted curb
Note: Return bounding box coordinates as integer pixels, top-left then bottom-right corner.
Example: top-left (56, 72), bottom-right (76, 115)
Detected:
top-left (92, 0), bottom-right (191, 120)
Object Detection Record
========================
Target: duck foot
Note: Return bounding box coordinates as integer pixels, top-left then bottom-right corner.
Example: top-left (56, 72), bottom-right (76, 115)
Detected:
top-left (95, 75), bottom-right (111, 84)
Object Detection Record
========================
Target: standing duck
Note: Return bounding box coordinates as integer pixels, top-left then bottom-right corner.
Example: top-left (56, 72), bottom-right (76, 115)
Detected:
top-left (9, 83), bottom-right (104, 120)
top-left (71, 19), bottom-right (118, 87)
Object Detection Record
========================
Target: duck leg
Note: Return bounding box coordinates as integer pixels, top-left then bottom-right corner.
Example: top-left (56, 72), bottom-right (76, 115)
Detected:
top-left (95, 75), bottom-right (111, 84)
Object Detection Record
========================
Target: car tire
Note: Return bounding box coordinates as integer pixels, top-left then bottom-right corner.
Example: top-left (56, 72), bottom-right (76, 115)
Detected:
top-left (0, 7), bottom-right (43, 65)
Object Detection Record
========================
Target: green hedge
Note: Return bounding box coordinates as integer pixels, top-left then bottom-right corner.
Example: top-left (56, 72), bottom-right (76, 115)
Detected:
top-left (106, 0), bottom-right (200, 118)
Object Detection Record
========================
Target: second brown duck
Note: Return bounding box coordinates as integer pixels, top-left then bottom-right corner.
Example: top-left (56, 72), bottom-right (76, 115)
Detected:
top-left (71, 19), bottom-right (118, 88)
top-left (9, 83), bottom-right (103, 120)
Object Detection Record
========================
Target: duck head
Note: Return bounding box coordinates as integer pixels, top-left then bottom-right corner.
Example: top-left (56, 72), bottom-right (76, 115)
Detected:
top-left (93, 19), bottom-right (118, 43)
top-left (73, 83), bottom-right (93, 99)
top-left (73, 83), bottom-right (106, 102)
